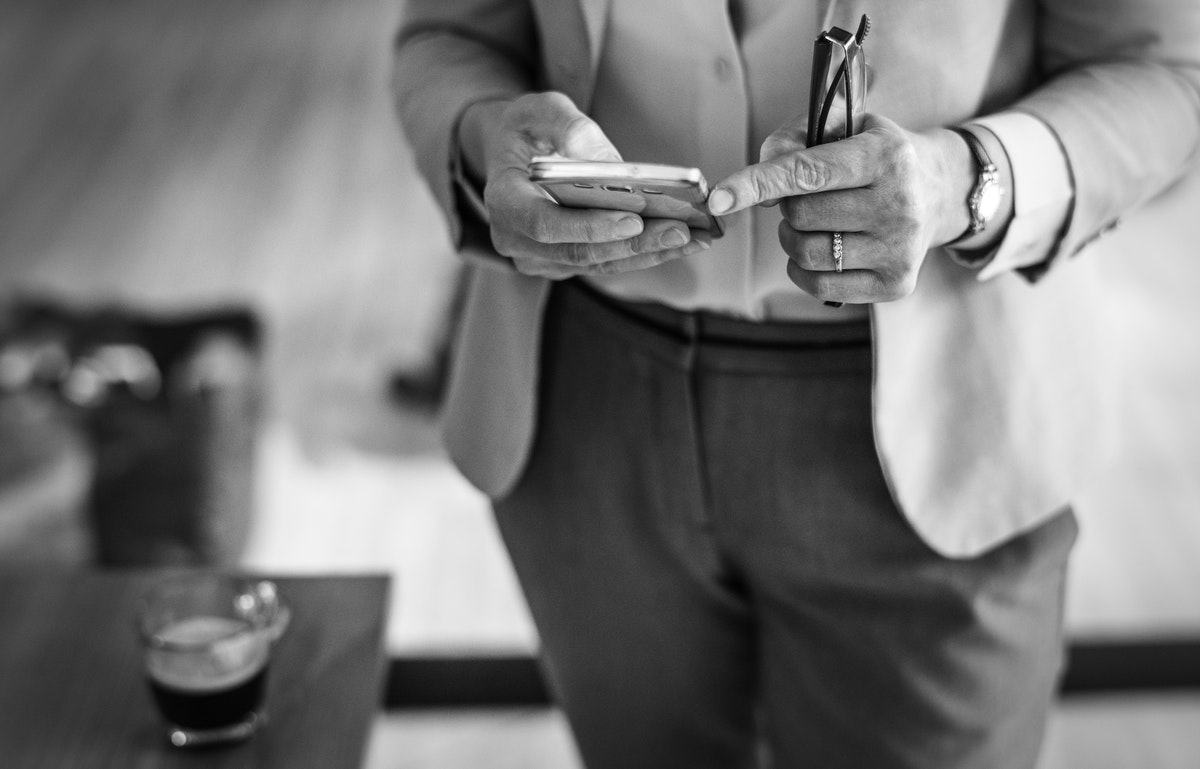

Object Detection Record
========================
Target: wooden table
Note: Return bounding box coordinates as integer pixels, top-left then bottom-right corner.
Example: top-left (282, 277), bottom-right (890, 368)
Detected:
top-left (0, 570), bottom-right (390, 768)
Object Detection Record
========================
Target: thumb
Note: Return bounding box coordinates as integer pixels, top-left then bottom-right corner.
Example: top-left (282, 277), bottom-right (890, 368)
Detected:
top-left (555, 112), bottom-right (623, 162)
top-left (529, 92), bottom-right (622, 161)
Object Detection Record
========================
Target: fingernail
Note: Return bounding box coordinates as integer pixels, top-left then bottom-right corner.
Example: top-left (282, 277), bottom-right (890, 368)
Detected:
top-left (683, 239), bottom-right (711, 255)
top-left (616, 217), bottom-right (643, 238)
top-left (708, 188), bottom-right (733, 215)
top-left (662, 228), bottom-right (687, 248)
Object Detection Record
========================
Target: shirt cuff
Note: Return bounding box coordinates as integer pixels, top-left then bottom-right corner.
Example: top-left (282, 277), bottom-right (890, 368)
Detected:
top-left (451, 111), bottom-right (492, 228)
top-left (450, 104), bottom-right (521, 273)
top-left (970, 112), bottom-right (1074, 281)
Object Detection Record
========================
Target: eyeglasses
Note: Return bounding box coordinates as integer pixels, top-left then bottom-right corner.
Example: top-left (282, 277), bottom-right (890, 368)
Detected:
top-left (806, 15), bottom-right (871, 309)
top-left (807, 14), bottom-right (871, 148)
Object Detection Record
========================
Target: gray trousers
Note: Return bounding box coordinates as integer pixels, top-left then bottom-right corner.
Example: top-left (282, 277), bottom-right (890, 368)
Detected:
top-left (494, 279), bottom-right (1076, 769)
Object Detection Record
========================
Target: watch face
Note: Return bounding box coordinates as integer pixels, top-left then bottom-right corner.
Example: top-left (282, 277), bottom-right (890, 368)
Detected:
top-left (977, 178), bottom-right (1003, 222)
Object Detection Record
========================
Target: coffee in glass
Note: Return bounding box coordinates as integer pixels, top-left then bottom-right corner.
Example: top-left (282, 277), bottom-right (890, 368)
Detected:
top-left (137, 574), bottom-right (289, 747)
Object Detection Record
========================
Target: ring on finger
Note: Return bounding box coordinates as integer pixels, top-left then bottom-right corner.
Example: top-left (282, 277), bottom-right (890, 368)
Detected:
top-left (832, 232), bottom-right (844, 273)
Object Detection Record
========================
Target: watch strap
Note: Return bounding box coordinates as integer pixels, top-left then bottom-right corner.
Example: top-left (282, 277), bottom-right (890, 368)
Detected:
top-left (949, 125), bottom-right (1001, 241)
top-left (952, 126), bottom-right (992, 175)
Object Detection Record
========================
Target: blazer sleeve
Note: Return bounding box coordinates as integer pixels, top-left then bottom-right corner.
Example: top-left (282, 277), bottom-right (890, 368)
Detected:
top-left (391, 0), bottom-right (538, 268)
top-left (1011, 0), bottom-right (1200, 274)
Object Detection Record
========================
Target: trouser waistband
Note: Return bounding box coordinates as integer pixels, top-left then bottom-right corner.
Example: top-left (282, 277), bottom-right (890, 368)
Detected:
top-left (553, 280), bottom-right (873, 376)
top-left (562, 279), bottom-right (872, 348)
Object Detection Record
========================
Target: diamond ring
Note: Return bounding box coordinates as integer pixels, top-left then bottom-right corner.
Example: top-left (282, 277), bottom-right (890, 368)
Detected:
top-left (832, 232), bottom-right (844, 273)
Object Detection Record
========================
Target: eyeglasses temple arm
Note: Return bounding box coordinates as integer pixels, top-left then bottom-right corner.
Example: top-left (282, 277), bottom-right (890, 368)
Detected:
top-left (807, 37), bottom-right (834, 147)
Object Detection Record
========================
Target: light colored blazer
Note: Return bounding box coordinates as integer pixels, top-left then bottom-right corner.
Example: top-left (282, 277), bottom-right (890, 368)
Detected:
top-left (394, 0), bottom-right (1200, 557)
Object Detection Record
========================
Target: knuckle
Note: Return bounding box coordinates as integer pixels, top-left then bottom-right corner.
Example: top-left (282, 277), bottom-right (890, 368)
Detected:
top-left (632, 227), bottom-right (676, 254)
top-left (897, 265), bottom-right (920, 296)
top-left (884, 137), bottom-right (920, 178)
top-left (512, 257), bottom-right (542, 277)
top-left (809, 272), bottom-right (838, 300)
top-left (584, 216), bottom-right (627, 245)
top-left (563, 113), bottom-right (594, 135)
top-left (748, 174), bottom-right (777, 205)
top-left (491, 228), bottom-right (522, 258)
top-left (901, 210), bottom-right (924, 238)
top-left (560, 115), bottom-right (594, 146)
top-left (519, 90), bottom-right (565, 116)
top-left (885, 185), bottom-right (922, 229)
top-left (777, 221), bottom-right (801, 257)
top-left (894, 186), bottom-right (918, 216)
top-left (759, 136), bottom-right (785, 162)
top-left (785, 259), bottom-right (811, 291)
top-left (564, 242), bottom-right (597, 266)
top-left (760, 132), bottom-right (803, 162)
top-left (802, 239), bottom-right (825, 271)
top-left (876, 174), bottom-right (924, 231)
top-left (786, 155), bottom-right (830, 192)
top-left (625, 234), bottom-right (653, 254)
top-left (781, 197), bottom-right (810, 228)
top-left (570, 217), bottom-right (601, 243)
top-left (789, 250), bottom-right (812, 273)
top-left (591, 258), bottom-right (626, 276)
top-left (875, 125), bottom-right (906, 154)
top-left (785, 234), bottom-right (815, 270)
top-left (561, 115), bottom-right (614, 160)
top-left (875, 271), bottom-right (915, 302)
top-left (526, 216), bottom-right (553, 243)
top-left (505, 95), bottom-right (532, 121)
top-left (537, 91), bottom-right (570, 110)
top-left (510, 93), bottom-right (551, 131)
top-left (530, 261), bottom-right (570, 280)
top-left (874, 275), bottom-right (900, 301)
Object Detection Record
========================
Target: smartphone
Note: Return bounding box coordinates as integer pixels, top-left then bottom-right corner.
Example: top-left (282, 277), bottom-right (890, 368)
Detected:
top-left (528, 157), bottom-right (724, 237)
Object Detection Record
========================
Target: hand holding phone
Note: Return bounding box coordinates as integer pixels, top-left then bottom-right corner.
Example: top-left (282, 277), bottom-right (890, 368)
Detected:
top-left (465, 92), bottom-right (712, 279)
top-left (529, 157), bottom-right (724, 236)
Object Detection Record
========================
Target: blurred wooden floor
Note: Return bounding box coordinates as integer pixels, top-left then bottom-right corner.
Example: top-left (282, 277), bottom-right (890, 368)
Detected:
top-left (0, 0), bottom-right (1198, 765)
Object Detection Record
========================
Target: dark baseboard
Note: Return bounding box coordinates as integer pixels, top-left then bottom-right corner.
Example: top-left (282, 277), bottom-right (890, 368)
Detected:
top-left (386, 655), bottom-right (550, 708)
top-left (383, 638), bottom-right (1200, 709)
top-left (1061, 638), bottom-right (1200, 695)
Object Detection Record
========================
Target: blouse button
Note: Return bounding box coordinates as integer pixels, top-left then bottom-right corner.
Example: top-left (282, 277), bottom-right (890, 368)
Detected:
top-left (714, 56), bottom-right (734, 82)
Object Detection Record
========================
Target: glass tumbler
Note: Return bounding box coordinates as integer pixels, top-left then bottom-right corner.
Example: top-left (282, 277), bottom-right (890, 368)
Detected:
top-left (136, 573), bottom-right (289, 747)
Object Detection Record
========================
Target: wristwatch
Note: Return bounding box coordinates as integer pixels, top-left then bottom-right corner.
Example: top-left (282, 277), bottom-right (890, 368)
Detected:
top-left (950, 126), bottom-right (1004, 241)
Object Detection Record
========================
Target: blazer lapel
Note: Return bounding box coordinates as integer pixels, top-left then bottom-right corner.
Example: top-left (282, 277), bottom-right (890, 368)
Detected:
top-left (569, 0), bottom-right (609, 109)
top-left (537, 0), bottom-right (609, 109)
top-left (581, 0), bottom-right (610, 75)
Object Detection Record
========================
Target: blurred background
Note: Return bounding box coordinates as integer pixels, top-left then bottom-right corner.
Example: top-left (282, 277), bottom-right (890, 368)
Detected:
top-left (0, 0), bottom-right (1197, 766)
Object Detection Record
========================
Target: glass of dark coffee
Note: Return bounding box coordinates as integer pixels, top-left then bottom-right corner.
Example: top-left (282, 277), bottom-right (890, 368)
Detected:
top-left (136, 574), bottom-right (290, 748)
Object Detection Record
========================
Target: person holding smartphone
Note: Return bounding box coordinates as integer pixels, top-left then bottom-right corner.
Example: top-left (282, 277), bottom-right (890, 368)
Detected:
top-left (392, 2), bottom-right (1200, 767)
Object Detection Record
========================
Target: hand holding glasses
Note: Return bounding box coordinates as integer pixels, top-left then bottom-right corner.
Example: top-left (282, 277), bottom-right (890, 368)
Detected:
top-left (808, 14), bottom-right (870, 306)
top-left (714, 13), bottom-right (967, 306)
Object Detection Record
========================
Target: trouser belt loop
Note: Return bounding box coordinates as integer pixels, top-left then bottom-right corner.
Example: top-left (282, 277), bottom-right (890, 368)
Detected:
top-left (680, 312), bottom-right (700, 372)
